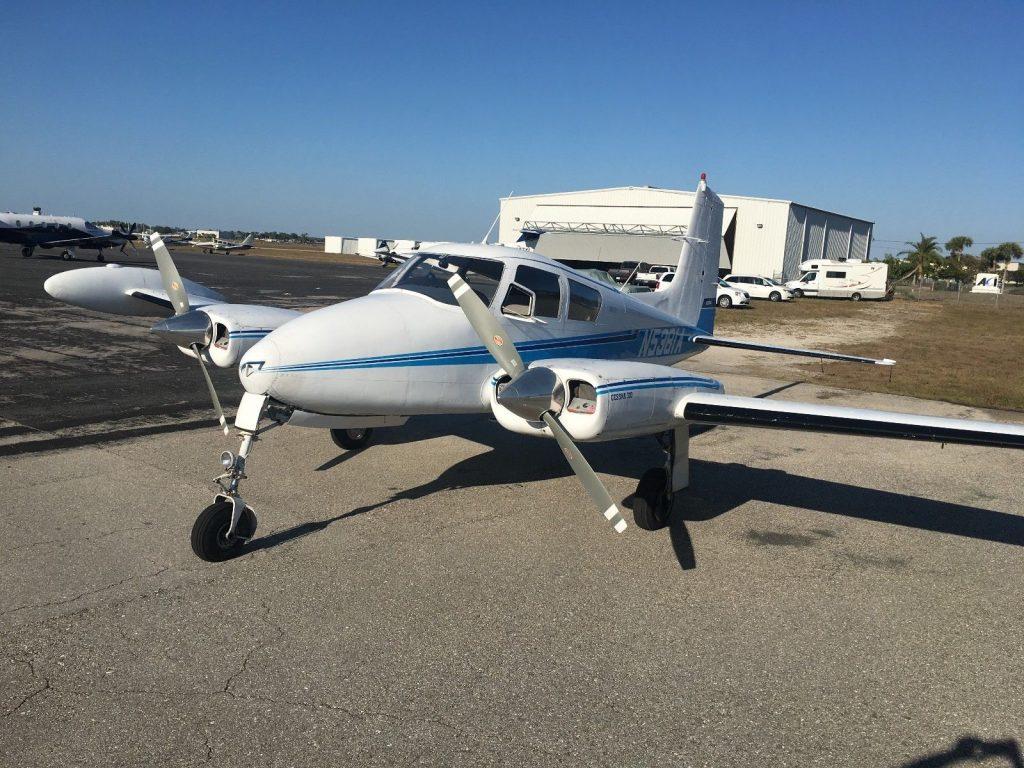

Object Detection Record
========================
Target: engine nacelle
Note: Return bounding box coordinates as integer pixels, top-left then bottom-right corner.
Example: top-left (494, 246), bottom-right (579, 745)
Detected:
top-left (173, 304), bottom-right (301, 368)
top-left (43, 265), bottom-right (225, 316)
top-left (491, 359), bottom-right (723, 442)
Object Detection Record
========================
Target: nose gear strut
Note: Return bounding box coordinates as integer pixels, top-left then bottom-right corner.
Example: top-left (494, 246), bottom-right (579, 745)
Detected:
top-left (190, 394), bottom-right (291, 561)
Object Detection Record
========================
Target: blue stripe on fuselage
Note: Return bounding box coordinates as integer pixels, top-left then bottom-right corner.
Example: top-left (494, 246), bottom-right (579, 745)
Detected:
top-left (264, 325), bottom-right (708, 373)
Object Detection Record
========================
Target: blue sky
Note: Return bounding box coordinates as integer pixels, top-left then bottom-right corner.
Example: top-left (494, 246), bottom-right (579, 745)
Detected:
top-left (1, 1), bottom-right (1021, 252)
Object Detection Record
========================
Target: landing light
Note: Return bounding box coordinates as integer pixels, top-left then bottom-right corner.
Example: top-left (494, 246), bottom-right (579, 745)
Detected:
top-left (220, 451), bottom-right (235, 469)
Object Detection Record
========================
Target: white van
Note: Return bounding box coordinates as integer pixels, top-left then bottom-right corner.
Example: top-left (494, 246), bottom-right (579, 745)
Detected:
top-left (785, 260), bottom-right (889, 301)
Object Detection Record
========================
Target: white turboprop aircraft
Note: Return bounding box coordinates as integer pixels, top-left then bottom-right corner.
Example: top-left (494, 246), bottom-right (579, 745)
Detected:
top-left (43, 175), bottom-right (1024, 562)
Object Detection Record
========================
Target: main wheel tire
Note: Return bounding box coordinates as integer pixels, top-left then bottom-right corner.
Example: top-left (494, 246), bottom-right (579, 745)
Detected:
top-left (61, 250), bottom-right (72, 261)
top-left (21, 246), bottom-right (32, 258)
top-left (851, 292), bottom-right (862, 301)
top-left (330, 427), bottom-right (374, 450)
top-left (191, 500), bottom-right (257, 562)
top-left (769, 290), bottom-right (782, 302)
top-left (717, 294), bottom-right (732, 308)
top-left (791, 288), bottom-right (803, 298)
top-left (96, 253), bottom-right (105, 262)
top-left (632, 467), bottom-right (670, 531)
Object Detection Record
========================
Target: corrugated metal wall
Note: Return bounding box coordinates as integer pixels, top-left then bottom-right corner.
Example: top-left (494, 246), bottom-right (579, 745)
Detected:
top-left (783, 206), bottom-right (806, 278)
top-left (785, 205), bottom-right (874, 274)
top-left (850, 221), bottom-right (872, 260)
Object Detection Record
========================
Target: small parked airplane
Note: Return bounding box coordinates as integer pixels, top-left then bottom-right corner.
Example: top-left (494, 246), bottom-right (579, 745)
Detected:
top-left (194, 233), bottom-right (254, 254)
top-left (0, 209), bottom-right (137, 260)
top-left (43, 175), bottom-right (1024, 563)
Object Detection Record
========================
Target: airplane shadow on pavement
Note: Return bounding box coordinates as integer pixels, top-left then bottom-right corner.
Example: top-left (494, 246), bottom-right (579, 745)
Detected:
top-left (253, 410), bottom-right (1024, 571)
top-left (898, 736), bottom-right (1023, 768)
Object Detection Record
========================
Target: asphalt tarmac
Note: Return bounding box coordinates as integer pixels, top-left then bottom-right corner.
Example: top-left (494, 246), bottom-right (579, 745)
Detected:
top-left (2, 244), bottom-right (1022, 767)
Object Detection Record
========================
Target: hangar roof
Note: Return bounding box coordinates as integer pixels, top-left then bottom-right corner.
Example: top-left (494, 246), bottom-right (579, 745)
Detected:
top-left (505, 186), bottom-right (872, 226)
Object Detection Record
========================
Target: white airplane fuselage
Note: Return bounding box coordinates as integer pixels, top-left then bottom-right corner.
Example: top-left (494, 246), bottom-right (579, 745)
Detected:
top-left (239, 245), bottom-right (714, 419)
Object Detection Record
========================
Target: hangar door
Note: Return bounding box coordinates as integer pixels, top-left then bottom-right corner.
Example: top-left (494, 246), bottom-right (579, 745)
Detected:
top-left (532, 233), bottom-right (682, 267)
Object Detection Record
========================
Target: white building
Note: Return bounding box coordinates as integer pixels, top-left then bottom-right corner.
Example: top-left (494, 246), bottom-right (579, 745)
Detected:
top-left (498, 186), bottom-right (874, 280)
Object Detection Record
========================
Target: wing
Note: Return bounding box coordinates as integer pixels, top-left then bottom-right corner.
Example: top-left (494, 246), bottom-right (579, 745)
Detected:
top-left (677, 392), bottom-right (1024, 450)
top-left (125, 288), bottom-right (224, 312)
top-left (691, 334), bottom-right (895, 366)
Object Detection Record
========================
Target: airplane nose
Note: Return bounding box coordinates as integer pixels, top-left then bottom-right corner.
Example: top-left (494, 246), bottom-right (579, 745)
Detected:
top-left (239, 336), bottom-right (280, 396)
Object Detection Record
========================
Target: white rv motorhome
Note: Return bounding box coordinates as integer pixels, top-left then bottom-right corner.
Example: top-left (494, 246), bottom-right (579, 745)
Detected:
top-left (785, 260), bottom-right (889, 301)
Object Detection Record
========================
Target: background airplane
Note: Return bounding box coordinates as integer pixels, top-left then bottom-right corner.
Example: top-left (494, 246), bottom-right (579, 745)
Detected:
top-left (194, 233), bottom-right (253, 254)
top-left (42, 176), bottom-right (1024, 563)
top-left (0, 209), bottom-right (137, 260)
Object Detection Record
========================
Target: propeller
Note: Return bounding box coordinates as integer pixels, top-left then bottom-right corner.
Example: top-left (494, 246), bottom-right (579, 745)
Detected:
top-left (150, 233), bottom-right (229, 435)
top-left (446, 272), bottom-right (627, 534)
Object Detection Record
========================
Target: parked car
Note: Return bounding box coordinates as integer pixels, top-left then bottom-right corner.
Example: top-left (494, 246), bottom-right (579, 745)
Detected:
top-left (723, 274), bottom-right (792, 301)
top-left (607, 260), bottom-right (650, 284)
top-left (715, 278), bottom-right (750, 308)
top-left (635, 264), bottom-right (673, 285)
top-left (650, 273), bottom-right (749, 308)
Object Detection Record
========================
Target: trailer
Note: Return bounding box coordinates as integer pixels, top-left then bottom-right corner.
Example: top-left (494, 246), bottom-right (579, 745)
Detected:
top-left (785, 260), bottom-right (889, 300)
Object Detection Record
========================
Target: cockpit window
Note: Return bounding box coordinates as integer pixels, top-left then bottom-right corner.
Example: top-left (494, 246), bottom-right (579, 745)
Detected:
top-left (385, 254), bottom-right (504, 307)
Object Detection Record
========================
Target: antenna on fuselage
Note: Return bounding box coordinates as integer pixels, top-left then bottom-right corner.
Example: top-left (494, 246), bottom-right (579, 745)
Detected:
top-left (480, 190), bottom-right (514, 244)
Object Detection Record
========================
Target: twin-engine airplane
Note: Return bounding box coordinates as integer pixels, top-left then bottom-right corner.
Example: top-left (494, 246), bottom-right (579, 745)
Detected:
top-left (194, 233), bottom-right (254, 254)
top-left (1, 209), bottom-right (137, 261)
top-left (43, 175), bottom-right (1024, 562)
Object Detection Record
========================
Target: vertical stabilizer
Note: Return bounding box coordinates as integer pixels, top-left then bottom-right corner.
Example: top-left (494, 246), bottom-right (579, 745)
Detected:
top-left (635, 175), bottom-right (724, 333)
top-left (241, 233), bottom-right (254, 246)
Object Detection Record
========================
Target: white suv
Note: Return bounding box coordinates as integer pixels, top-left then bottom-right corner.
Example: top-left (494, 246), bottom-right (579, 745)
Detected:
top-left (722, 274), bottom-right (792, 301)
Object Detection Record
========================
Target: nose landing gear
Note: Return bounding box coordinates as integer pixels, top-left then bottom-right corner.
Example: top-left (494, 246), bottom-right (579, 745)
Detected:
top-left (191, 394), bottom-right (288, 562)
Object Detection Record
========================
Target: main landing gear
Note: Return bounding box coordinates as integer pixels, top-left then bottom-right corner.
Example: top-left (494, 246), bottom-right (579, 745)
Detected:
top-left (330, 427), bottom-right (374, 450)
top-left (191, 395), bottom-right (288, 562)
top-left (632, 427), bottom-right (689, 531)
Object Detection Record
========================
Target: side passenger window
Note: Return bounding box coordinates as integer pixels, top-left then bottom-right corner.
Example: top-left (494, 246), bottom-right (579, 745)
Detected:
top-left (504, 265), bottom-right (561, 318)
top-left (567, 279), bottom-right (602, 322)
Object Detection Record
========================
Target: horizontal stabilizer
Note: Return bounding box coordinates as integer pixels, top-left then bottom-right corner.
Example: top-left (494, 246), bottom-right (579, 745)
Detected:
top-left (678, 392), bottom-right (1024, 450)
top-left (692, 335), bottom-right (895, 366)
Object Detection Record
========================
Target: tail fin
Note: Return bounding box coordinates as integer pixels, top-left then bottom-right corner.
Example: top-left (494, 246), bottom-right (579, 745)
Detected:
top-left (241, 233), bottom-right (253, 246)
top-left (636, 175), bottom-right (723, 333)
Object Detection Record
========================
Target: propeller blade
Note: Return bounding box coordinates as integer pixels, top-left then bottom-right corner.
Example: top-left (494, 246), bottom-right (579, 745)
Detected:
top-left (541, 412), bottom-right (627, 533)
top-left (447, 272), bottom-right (525, 382)
top-left (151, 233), bottom-right (190, 315)
top-left (192, 344), bottom-right (229, 435)
top-left (446, 271), bottom-right (626, 534)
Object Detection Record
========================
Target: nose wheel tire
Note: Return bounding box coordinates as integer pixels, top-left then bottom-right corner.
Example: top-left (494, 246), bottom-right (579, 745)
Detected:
top-left (632, 467), bottom-right (671, 531)
top-left (717, 294), bottom-right (732, 308)
top-left (191, 500), bottom-right (258, 562)
top-left (330, 427), bottom-right (374, 450)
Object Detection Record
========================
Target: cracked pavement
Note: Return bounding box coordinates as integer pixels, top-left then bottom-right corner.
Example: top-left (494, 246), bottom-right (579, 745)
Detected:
top-left (2, 246), bottom-right (1023, 766)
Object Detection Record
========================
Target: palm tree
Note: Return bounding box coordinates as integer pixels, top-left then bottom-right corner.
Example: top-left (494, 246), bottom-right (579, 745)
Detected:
top-left (898, 234), bottom-right (943, 284)
top-left (944, 235), bottom-right (973, 282)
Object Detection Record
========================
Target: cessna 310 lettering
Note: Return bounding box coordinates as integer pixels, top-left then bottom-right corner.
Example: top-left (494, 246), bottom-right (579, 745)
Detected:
top-left (43, 175), bottom-right (1024, 562)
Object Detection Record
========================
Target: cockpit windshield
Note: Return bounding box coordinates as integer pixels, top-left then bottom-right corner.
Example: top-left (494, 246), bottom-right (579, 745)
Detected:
top-left (375, 254), bottom-right (505, 307)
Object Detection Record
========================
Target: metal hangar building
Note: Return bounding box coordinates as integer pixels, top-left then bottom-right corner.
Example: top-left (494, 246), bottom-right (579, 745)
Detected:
top-left (497, 186), bottom-right (874, 280)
